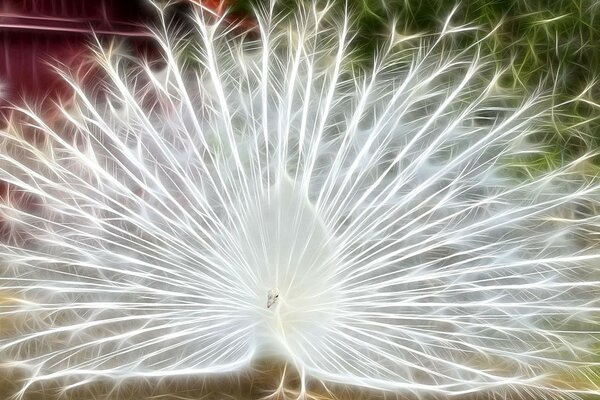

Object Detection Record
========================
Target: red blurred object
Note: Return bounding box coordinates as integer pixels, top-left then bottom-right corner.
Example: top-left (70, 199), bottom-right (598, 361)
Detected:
top-left (0, 0), bottom-right (156, 111)
top-left (198, 0), bottom-right (228, 14)
top-left (0, 0), bottom-right (258, 112)
top-left (192, 0), bottom-right (257, 35)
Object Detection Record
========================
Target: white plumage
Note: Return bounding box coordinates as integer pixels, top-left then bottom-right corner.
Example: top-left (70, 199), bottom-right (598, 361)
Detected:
top-left (0, 2), bottom-right (599, 398)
